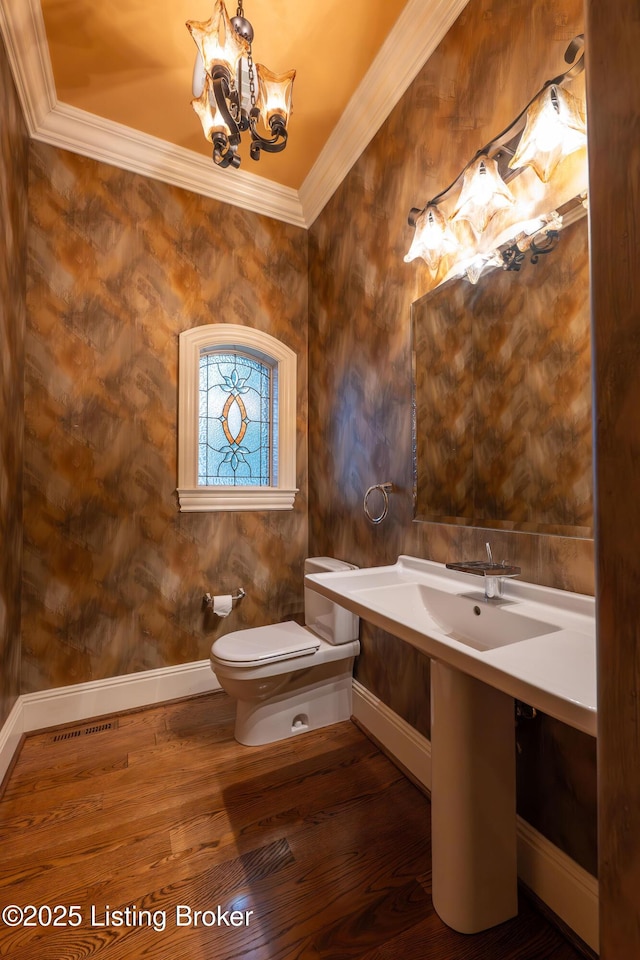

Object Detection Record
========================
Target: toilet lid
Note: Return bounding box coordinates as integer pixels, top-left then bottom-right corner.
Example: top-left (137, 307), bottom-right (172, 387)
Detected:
top-left (212, 621), bottom-right (320, 666)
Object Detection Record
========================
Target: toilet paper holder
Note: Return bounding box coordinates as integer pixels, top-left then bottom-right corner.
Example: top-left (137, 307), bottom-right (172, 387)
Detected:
top-left (203, 587), bottom-right (245, 608)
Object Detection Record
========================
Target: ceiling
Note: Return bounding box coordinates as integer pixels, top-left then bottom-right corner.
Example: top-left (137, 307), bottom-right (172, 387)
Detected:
top-left (0, 0), bottom-right (469, 226)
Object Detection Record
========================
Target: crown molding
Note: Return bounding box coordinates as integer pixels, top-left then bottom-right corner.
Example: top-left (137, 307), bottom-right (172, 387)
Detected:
top-left (0, 0), bottom-right (55, 133)
top-left (299, 0), bottom-right (471, 226)
top-left (1, 0), bottom-right (468, 228)
top-left (36, 101), bottom-right (307, 227)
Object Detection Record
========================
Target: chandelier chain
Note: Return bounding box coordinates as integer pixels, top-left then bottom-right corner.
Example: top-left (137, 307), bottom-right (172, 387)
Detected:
top-left (247, 49), bottom-right (256, 108)
top-left (235, 0), bottom-right (256, 108)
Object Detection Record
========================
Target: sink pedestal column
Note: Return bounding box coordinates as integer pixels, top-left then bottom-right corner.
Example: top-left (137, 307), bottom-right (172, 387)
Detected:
top-left (430, 660), bottom-right (518, 933)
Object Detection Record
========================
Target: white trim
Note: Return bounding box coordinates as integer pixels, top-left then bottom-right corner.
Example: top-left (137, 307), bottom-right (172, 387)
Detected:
top-left (516, 816), bottom-right (600, 953)
top-left (352, 679), bottom-right (432, 784)
top-left (0, 0), bottom-right (469, 227)
top-left (351, 679), bottom-right (599, 953)
top-left (0, 661), bottom-right (220, 786)
top-left (178, 324), bottom-right (298, 512)
top-left (20, 660), bottom-right (220, 733)
top-left (35, 103), bottom-right (307, 228)
top-left (177, 487), bottom-right (298, 512)
top-left (0, 0), bottom-right (55, 135)
top-left (299, 0), bottom-right (471, 225)
top-left (0, 698), bottom-right (25, 785)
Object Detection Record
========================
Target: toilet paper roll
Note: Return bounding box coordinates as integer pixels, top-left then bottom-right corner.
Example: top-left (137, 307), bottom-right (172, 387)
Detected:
top-left (213, 594), bottom-right (233, 618)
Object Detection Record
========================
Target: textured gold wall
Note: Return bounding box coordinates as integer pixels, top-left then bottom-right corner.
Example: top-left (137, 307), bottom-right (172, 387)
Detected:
top-left (0, 36), bottom-right (27, 727)
top-left (308, 0), bottom-right (596, 874)
top-left (24, 144), bottom-right (308, 693)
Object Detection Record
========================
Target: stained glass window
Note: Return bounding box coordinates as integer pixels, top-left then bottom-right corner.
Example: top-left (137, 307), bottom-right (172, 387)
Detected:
top-left (198, 350), bottom-right (277, 487)
top-left (178, 324), bottom-right (296, 511)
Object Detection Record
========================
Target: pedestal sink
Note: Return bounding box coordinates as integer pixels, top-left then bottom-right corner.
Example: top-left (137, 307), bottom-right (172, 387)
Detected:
top-left (305, 556), bottom-right (596, 934)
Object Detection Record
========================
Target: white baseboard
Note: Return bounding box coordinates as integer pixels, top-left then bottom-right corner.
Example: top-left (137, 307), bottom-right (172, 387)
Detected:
top-left (0, 697), bottom-right (25, 785)
top-left (20, 660), bottom-right (220, 733)
top-left (516, 815), bottom-right (599, 951)
top-left (351, 680), bottom-right (599, 954)
top-left (0, 661), bottom-right (220, 785)
top-left (1, 667), bottom-right (598, 953)
top-left (351, 679), bottom-right (433, 786)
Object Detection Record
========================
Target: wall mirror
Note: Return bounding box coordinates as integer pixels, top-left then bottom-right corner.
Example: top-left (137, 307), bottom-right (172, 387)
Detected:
top-left (412, 208), bottom-right (592, 537)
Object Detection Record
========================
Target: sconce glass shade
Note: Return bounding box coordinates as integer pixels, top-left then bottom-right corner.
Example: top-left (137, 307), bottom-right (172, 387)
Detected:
top-left (465, 254), bottom-right (493, 285)
top-left (191, 76), bottom-right (232, 141)
top-left (404, 205), bottom-right (458, 271)
top-left (509, 85), bottom-right (587, 183)
top-left (255, 64), bottom-right (296, 129)
top-left (453, 251), bottom-right (502, 285)
top-left (186, 0), bottom-right (249, 80)
top-left (451, 156), bottom-right (515, 234)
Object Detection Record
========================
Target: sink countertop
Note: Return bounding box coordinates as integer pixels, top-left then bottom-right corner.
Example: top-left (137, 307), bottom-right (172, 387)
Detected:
top-left (305, 555), bottom-right (596, 737)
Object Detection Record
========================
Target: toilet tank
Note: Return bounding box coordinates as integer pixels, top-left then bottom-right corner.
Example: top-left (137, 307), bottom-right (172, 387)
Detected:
top-left (304, 557), bottom-right (359, 644)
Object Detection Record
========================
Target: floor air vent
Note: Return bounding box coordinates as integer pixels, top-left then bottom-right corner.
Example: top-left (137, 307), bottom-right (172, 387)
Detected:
top-left (52, 721), bottom-right (116, 742)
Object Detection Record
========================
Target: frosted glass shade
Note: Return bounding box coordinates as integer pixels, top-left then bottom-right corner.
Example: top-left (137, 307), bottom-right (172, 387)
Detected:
top-left (191, 77), bottom-right (232, 141)
top-left (404, 205), bottom-right (458, 271)
top-left (187, 0), bottom-right (249, 80)
top-left (509, 85), bottom-right (587, 183)
top-left (452, 156), bottom-right (514, 234)
top-left (464, 253), bottom-right (501, 284)
top-left (255, 64), bottom-right (296, 128)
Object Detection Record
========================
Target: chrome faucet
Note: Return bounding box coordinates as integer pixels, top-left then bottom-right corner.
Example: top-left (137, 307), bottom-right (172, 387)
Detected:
top-left (446, 542), bottom-right (521, 600)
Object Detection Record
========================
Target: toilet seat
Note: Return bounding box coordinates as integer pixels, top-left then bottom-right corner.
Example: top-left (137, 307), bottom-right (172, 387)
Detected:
top-left (212, 621), bottom-right (320, 668)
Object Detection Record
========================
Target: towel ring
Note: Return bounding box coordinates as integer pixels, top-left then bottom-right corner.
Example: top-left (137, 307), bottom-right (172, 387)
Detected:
top-left (363, 483), bottom-right (393, 524)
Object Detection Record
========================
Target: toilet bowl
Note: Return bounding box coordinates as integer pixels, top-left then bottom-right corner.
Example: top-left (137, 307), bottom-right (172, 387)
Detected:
top-left (210, 558), bottom-right (360, 746)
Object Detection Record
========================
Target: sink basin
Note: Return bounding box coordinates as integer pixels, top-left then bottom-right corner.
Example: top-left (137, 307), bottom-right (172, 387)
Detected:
top-left (353, 582), bottom-right (560, 651)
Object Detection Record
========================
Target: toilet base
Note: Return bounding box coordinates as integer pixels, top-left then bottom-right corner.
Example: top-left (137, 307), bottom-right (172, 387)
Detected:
top-left (233, 659), bottom-right (355, 746)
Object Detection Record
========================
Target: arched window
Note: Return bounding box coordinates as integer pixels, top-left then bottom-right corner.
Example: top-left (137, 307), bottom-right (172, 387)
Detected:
top-left (178, 324), bottom-right (297, 511)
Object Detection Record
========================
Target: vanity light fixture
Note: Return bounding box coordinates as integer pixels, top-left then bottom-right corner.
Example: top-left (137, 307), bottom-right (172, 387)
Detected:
top-left (508, 84), bottom-right (587, 183)
top-left (187, 0), bottom-right (296, 169)
top-left (404, 204), bottom-right (459, 270)
top-left (405, 36), bottom-right (586, 280)
top-left (451, 156), bottom-right (515, 235)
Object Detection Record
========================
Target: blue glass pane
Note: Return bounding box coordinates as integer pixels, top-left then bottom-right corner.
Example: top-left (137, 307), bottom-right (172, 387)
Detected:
top-left (198, 351), bottom-right (276, 487)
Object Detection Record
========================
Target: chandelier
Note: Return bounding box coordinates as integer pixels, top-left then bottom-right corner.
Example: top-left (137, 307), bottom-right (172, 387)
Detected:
top-left (186, 0), bottom-right (296, 169)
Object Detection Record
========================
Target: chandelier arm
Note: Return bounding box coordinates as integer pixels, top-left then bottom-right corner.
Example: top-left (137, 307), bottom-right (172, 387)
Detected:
top-left (212, 74), bottom-right (241, 144)
top-left (248, 118), bottom-right (288, 159)
top-left (208, 73), bottom-right (243, 167)
top-left (408, 35), bottom-right (585, 225)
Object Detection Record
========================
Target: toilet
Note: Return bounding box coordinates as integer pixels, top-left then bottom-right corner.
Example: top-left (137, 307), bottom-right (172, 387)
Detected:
top-left (210, 558), bottom-right (360, 746)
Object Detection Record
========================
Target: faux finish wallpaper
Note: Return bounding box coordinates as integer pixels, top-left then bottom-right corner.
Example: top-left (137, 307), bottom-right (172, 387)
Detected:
top-left (25, 144), bottom-right (308, 693)
top-left (0, 36), bottom-right (27, 727)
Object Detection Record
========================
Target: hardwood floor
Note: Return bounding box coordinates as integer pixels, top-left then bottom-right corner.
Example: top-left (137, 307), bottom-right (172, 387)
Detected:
top-left (0, 692), bottom-right (587, 960)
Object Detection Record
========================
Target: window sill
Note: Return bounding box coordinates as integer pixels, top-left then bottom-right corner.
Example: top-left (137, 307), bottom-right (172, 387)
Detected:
top-left (177, 487), bottom-right (298, 513)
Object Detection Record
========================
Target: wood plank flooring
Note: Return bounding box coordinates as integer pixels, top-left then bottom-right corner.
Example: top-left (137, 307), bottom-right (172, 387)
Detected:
top-left (0, 692), bottom-right (588, 960)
